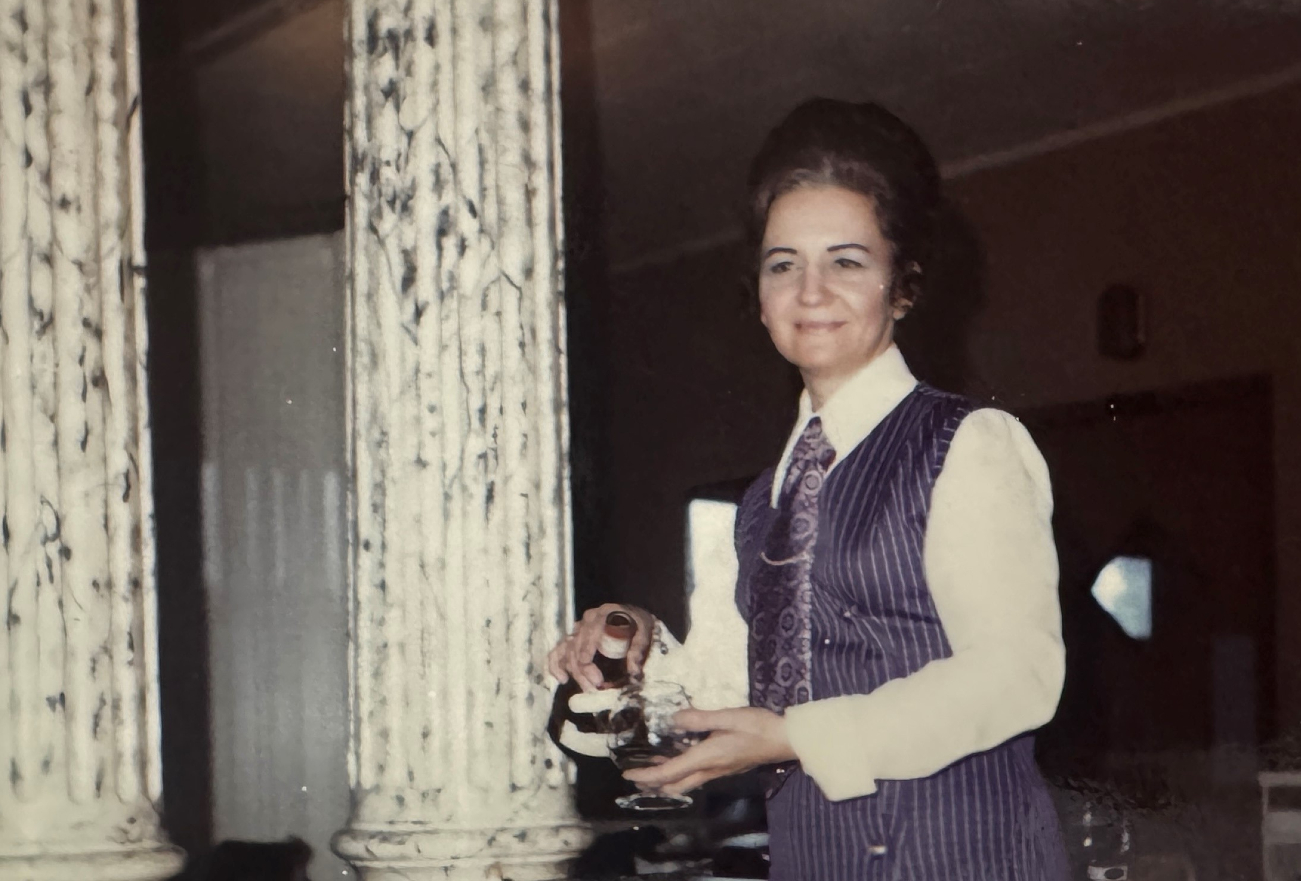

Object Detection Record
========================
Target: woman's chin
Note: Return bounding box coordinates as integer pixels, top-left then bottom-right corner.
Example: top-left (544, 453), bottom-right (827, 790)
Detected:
top-left (790, 347), bottom-right (857, 373)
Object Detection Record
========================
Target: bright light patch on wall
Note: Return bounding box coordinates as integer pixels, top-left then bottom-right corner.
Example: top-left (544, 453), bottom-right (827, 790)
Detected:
top-left (1091, 555), bottom-right (1153, 640)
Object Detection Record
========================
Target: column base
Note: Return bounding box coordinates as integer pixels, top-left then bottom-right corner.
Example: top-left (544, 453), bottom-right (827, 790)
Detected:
top-left (332, 822), bottom-right (594, 881)
top-left (0, 844), bottom-right (185, 881)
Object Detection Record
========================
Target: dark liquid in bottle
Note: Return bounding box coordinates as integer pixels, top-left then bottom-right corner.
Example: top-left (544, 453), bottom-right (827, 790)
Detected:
top-left (546, 611), bottom-right (638, 757)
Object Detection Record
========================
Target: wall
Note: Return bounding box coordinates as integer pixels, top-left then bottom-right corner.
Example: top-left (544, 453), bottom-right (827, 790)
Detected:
top-left (602, 244), bottom-right (796, 633)
top-left (602, 83), bottom-right (1301, 731)
top-left (946, 83), bottom-right (1301, 732)
top-left (191, 0), bottom-right (345, 244)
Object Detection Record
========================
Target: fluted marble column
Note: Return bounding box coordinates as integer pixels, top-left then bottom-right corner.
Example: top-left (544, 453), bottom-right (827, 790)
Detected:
top-left (0, 0), bottom-right (184, 879)
top-left (331, 2), bottom-right (590, 879)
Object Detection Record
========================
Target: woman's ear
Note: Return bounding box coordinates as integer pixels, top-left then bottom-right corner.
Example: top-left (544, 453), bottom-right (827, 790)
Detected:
top-left (891, 261), bottom-right (923, 319)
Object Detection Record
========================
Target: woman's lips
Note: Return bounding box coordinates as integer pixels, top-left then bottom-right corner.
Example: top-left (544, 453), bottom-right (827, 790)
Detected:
top-left (795, 320), bottom-right (845, 332)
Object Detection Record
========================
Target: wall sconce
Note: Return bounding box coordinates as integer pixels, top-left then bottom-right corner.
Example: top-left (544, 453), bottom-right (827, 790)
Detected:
top-left (1097, 283), bottom-right (1146, 360)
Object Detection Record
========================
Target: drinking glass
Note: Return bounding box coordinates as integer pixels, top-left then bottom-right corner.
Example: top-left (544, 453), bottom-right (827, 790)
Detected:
top-left (606, 681), bottom-right (702, 811)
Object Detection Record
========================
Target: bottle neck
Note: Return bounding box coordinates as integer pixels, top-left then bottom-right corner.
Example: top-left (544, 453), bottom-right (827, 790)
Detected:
top-left (595, 618), bottom-right (634, 687)
top-left (598, 634), bottom-right (631, 659)
top-left (597, 610), bottom-right (637, 661)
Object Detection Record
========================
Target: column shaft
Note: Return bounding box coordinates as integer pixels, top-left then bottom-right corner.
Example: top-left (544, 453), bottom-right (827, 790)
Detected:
top-left (0, 0), bottom-right (183, 877)
top-left (333, 2), bottom-right (590, 878)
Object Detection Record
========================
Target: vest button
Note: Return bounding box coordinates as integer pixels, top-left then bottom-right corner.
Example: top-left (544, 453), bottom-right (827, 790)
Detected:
top-left (868, 844), bottom-right (889, 857)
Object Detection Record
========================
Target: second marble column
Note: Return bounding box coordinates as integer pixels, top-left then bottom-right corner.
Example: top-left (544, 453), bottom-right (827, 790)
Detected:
top-left (331, 1), bottom-right (591, 878)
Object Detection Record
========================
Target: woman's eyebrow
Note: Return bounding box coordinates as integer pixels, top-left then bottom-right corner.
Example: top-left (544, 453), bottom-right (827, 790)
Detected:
top-left (761, 246), bottom-right (798, 260)
top-left (828, 243), bottom-right (870, 253)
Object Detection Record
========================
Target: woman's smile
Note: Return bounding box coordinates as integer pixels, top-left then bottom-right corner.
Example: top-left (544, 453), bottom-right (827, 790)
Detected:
top-left (795, 320), bottom-right (846, 333)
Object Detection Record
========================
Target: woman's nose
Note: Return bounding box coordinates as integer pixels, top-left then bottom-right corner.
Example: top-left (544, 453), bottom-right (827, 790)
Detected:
top-left (797, 269), bottom-right (829, 305)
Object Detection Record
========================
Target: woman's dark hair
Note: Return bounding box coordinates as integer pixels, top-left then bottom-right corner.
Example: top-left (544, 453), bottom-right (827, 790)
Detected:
top-left (746, 98), bottom-right (942, 312)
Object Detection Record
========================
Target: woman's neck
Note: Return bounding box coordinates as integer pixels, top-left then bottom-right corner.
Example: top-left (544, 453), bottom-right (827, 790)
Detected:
top-left (803, 346), bottom-right (893, 412)
top-left (805, 378), bottom-right (839, 414)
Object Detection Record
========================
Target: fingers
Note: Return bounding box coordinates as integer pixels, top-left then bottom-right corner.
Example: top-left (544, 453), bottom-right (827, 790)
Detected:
top-left (661, 771), bottom-right (715, 797)
top-left (673, 707), bottom-right (746, 733)
top-left (624, 608), bottom-right (655, 676)
top-left (623, 753), bottom-right (700, 788)
top-left (546, 642), bottom-right (569, 684)
top-left (564, 606), bottom-right (609, 692)
top-left (574, 606), bottom-right (610, 689)
top-left (547, 632), bottom-right (595, 689)
top-left (570, 607), bottom-right (610, 692)
top-left (570, 663), bottom-right (601, 694)
top-left (573, 606), bottom-right (604, 665)
top-left (672, 708), bottom-right (711, 731)
top-left (549, 603), bottom-right (657, 692)
top-left (546, 630), bottom-right (591, 689)
top-left (575, 603), bottom-right (654, 691)
top-left (625, 627), bottom-right (652, 677)
top-left (623, 736), bottom-right (729, 787)
top-left (622, 709), bottom-right (793, 793)
top-left (623, 742), bottom-right (730, 794)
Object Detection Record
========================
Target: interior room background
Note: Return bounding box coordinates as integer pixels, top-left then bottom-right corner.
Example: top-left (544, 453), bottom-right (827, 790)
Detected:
top-left (135, 2), bottom-right (1301, 878)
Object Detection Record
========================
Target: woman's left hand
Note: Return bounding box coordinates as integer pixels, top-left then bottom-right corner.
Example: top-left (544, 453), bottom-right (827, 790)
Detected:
top-left (622, 707), bottom-right (797, 795)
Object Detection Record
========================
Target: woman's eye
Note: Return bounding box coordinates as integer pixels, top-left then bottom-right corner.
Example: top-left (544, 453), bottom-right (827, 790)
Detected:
top-left (834, 257), bottom-right (864, 270)
top-left (766, 261), bottom-right (793, 275)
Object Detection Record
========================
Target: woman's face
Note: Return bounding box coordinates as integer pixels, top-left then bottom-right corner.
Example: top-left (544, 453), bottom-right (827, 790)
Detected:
top-left (758, 184), bottom-right (905, 405)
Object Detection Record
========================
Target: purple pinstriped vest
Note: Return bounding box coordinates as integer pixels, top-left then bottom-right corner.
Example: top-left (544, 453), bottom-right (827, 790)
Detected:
top-left (735, 385), bottom-right (1068, 881)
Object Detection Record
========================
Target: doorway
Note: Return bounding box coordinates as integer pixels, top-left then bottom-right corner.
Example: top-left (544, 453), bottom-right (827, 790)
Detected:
top-left (1025, 375), bottom-right (1275, 873)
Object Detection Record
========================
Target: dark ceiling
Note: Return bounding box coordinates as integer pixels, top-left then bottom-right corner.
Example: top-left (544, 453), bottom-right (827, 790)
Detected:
top-left (136, 0), bottom-right (1301, 260)
top-left (140, 0), bottom-right (327, 62)
top-left (138, 0), bottom-right (344, 248)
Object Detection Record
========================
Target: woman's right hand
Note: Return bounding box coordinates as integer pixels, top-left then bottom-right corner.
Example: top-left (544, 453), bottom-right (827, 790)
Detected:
top-left (547, 603), bottom-right (656, 693)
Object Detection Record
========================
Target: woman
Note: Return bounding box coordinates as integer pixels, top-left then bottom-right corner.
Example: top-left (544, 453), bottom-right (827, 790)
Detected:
top-left (549, 98), bottom-right (1068, 880)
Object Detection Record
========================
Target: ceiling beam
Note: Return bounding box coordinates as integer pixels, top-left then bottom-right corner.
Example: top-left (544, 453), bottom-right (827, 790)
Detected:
top-left (608, 59), bottom-right (1301, 278)
top-left (179, 0), bottom-right (333, 66)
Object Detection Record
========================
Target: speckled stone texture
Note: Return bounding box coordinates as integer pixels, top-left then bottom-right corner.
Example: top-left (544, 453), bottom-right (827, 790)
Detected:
top-left (0, 0), bottom-right (184, 878)
top-left (331, 1), bottom-right (591, 878)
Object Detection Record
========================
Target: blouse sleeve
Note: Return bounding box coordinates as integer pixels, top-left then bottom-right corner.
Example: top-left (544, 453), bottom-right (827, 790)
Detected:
top-left (782, 408), bottom-right (1065, 801)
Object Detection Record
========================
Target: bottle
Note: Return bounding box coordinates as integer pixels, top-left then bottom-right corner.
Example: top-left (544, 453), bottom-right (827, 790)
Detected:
top-left (547, 610), bottom-right (638, 760)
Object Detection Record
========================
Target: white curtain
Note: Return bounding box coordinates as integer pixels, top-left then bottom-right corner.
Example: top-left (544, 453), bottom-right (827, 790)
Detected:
top-left (197, 233), bottom-right (350, 880)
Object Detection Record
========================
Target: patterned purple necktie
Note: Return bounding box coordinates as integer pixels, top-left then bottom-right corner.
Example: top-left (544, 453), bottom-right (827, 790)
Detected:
top-left (750, 416), bottom-right (837, 716)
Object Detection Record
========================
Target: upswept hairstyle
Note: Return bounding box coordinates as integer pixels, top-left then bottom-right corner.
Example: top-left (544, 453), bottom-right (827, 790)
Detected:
top-left (746, 98), bottom-right (942, 312)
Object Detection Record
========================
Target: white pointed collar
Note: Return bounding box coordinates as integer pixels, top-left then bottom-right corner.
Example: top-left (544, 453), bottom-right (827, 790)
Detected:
top-left (771, 345), bottom-right (919, 507)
